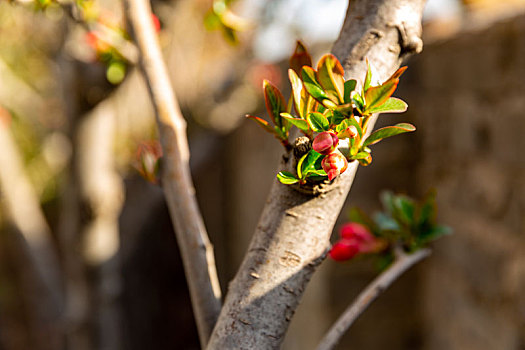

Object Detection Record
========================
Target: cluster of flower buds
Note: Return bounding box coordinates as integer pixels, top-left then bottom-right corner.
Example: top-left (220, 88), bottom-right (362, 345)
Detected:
top-left (312, 131), bottom-right (349, 181)
top-left (329, 222), bottom-right (384, 262)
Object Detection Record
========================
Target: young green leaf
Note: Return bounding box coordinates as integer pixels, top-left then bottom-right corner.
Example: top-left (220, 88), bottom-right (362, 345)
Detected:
top-left (288, 69), bottom-right (308, 119)
top-left (330, 110), bottom-right (346, 126)
top-left (316, 54), bottom-right (345, 103)
top-left (277, 171), bottom-right (299, 185)
top-left (307, 112), bottom-right (330, 132)
top-left (362, 123), bottom-right (416, 147)
top-left (364, 59), bottom-right (373, 92)
top-left (289, 40), bottom-right (312, 75)
top-left (300, 150), bottom-right (323, 177)
top-left (364, 66), bottom-right (407, 111)
top-left (246, 115), bottom-right (275, 135)
top-left (280, 113), bottom-right (310, 133)
top-left (351, 151), bottom-right (370, 160)
top-left (344, 79), bottom-right (357, 104)
top-left (301, 66), bottom-right (329, 104)
top-left (352, 91), bottom-right (365, 114)
top-left (263, 80), bottom-right (286, 128)
top-left (368, 97), bottom-right (408, 114)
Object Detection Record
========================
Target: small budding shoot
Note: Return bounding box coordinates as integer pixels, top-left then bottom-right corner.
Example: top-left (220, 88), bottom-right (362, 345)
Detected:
top-left (329, 191), bottom-right (452, 263)
top-left (247, 41), bottom-right (415, 190)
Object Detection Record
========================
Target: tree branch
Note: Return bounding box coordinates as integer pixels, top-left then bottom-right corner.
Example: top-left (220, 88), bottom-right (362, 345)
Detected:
top-left (207, 0), bottom-right (426, 348)
top-left (124, 0), bottom-right (222, 346)
top-left (0, 108), bottom-right (63, 326)
top-left (316, 248), bottom-right (431, 350)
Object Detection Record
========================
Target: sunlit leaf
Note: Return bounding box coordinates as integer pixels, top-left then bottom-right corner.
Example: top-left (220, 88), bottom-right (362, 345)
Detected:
top-left (277, 171), bottom-right (299, 185)
top-left (316, 54), bottom-right (345, 103)
top-left (362, 123), bottom-right (415, 147)
top-left (344, 79), bottom-right (357, 104)
top-left (289, 40), bottom-right (312, 75)
top-left (301, 66), bottom-right (329, 104)
top-left (364, 66), bottom-right (407, 111)
top-left (281, 113), bottom-right (310, 133)
top-left (263, 80), bottom-right (286, 128)
top-left (246, 115), bottom-right (275, 135)
top-left (301, 150), bottom-right (323, 177)
top-left (368, 97), bottom-right (408, 114)
top-left (307, 112), bottom-right (330, 132)
top-left (288, 69), bottom-right (309, 119)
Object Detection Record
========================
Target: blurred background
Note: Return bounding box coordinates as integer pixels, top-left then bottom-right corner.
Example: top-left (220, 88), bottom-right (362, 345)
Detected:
top-left (0, 0), bottom-right (524, 349)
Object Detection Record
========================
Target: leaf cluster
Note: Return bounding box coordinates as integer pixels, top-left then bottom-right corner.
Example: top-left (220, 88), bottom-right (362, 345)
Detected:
top-left (247, 42), bottom-right (415, 186)
top-left (349, 190), bottom-right (452, 253)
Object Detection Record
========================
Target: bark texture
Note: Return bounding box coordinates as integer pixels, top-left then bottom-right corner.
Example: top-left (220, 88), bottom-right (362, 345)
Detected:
top-left (207, 1), bottom-right (426, 348)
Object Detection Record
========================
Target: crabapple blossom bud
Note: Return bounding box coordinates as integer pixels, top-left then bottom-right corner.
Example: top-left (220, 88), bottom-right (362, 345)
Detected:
top-left (321, 149), bottom-right (348, 181)
top-left (340, 222), bottom-right (373, 241)
top-left (312, 131), bottom-right (339, 155)
top-left (329, 241), bottom-right (359, 261)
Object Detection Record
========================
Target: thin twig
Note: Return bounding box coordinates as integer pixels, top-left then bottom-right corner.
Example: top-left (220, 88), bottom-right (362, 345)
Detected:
top-left (124, 0), bottom-right (222, 346)
top-left (316, 248), bottom-right (431, 350)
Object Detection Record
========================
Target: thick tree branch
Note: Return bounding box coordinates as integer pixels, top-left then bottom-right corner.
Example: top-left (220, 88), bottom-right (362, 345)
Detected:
top-left (124, 0), bottom-right (222, 346)
top-left (207, 1), bottom-right (426, 348)
top-left (316, 248), bottom-right (431, 350)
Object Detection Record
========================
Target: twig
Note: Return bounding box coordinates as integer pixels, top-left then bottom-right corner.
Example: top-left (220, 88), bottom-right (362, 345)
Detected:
top-left (316, 248), bottom-right (431, 350)
top-left (124, 0), bottom-right (222, 346)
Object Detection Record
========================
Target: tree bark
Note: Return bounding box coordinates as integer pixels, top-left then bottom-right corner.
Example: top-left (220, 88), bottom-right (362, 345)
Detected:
top-left (207, 0), bottom-right (426, 348)
top-left (124, 0), bottom-right (222, 346)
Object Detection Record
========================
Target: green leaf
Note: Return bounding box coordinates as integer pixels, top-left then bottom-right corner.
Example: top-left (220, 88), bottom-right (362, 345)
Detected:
top-left (307, 112), bottom-right (330, 132)
top-left (301, 66), bottom-right (329, 104)
top-left (300, 150), bottom-right (324, 177)
top-left (351, 151), bottom-right (370, 160)
top-left (280, 113), bottom-right (310, 133)
top-left (394, 195), bottom-right (416, 224)
top-left (362, 123), bottom-right (416, 147)
top-left (364, 66), bottom-right (407, 111)
top-left (246, 115), bottom-right (275, 135)
top-left (364, 59), bottom-right (373, 92)
top-left (263, 80), bottom-right (286, 129)
top-left (418, 190), bottom-right (437, 226)
top-left (417, 225), bottom-right (452, 245)
top-left (277, 171), bottom-right (299, 185)
top-left (316, 54), bottom-right (345, 103)
top-left (330, 110), bottom-right (346, 126)
top-left (288, 69), bottom-right (307, 119)
top-left (352, 92), bottom-right (365, 114)
top-left (344, 79), bottom-right (357, 104)
top-left (374, 212), bottom-right (400, 232)
top-left (368, 97), bottom-right (408, 114)
top-left (289, 40), bottom-right (312, 75)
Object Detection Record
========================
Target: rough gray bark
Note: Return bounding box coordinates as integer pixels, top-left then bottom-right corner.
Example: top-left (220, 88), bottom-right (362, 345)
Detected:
top-left (124, 0), bottom-right (222, 346)
top-left (207, 1), bottom-right (426, 349)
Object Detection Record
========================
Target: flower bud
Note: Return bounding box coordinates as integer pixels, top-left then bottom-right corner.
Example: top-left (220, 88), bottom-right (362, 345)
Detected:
top-left (134, 140), bottom-right (163, 184)
top-left (329, 241), bottom-right (359, 262)
top-left (338, 125), bottom-right (358, 139)
top-left (312, 131), bottom-right (339, 155)
top-left (340, 222), bottom-right (372, 241)
top-left (321, 149), bottom-right (348, 181)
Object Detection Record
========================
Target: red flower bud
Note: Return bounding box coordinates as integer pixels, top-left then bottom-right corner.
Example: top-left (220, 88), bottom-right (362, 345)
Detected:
top-left (313, 132), bottom-right (339, 155)
top-left (340, 222), bottom-right (372, 241)
top-left (329, 241), bottom-right (359, 261)
top-left (321, 149), bottom-right (348, 181)
top-left (151, 14), bottom-right (161, 33)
